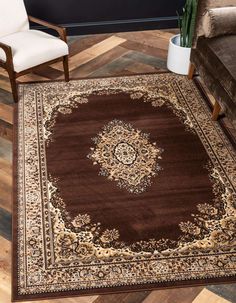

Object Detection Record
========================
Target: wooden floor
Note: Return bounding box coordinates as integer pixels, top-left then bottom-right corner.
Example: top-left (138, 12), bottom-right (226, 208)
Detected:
top-left (0, 29), bottom-right (235, 303)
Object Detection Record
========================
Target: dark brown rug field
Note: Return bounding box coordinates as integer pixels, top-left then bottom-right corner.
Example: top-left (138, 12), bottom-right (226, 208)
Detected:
top-left (13, 74), bottom-right (236, 301)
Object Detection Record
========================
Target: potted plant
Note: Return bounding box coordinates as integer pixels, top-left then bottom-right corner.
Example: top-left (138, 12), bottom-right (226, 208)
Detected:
top-left (167, 0), bottom-right (198, 75)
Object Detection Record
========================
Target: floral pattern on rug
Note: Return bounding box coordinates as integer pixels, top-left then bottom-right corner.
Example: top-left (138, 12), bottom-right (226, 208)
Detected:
top-left (46, 163), bottom-right (234, 265)
top-left (87, 119), bottom-right (163, 194)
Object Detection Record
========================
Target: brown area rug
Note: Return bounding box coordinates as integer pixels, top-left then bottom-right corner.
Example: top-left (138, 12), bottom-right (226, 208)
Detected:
top-left (13, 74), bottom-right (236, 301)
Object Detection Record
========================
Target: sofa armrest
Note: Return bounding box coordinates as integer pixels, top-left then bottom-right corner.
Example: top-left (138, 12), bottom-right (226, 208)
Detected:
top-left (28, 15), bottom-right (67, 43)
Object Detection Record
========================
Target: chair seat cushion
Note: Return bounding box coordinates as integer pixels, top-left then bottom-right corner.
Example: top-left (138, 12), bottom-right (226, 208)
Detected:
top-left (196, 35), bottom-right (236, 100)
top-left (0, 30), bottom-right (69, 72)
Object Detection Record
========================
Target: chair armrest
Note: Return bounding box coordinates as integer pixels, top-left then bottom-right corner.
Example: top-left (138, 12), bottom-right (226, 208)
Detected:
top-left (0, 42), bottom-right (13, 67)
top-left (28, 15), bottom-right (67, 43)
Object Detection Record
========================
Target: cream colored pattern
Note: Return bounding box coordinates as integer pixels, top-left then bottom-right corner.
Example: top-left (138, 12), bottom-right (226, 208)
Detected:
top-left (16, 74), bottom-right (236, 296)
top-left (87, 119), bottom-right (163, 194)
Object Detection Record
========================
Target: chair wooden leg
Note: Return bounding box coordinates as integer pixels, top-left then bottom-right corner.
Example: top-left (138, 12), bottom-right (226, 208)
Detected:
top-left (188, 63), bottom-right (195, 80)
top-left (63, 55), bottom-right (69, 82)
top-left (212, 100), bottom-right (221, 121)
top-left (7, 69), bottom-right (18, 103)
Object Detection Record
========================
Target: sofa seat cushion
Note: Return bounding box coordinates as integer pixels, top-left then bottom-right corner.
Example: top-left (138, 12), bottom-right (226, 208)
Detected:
top-left (0, 30), bottom-right (69, 72)
top-left (196, 35), bottom-right (236, 101)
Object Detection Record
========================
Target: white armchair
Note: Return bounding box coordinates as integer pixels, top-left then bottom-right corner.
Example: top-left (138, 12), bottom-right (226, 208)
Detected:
top-left (0, 0), bottom-right (69, 102)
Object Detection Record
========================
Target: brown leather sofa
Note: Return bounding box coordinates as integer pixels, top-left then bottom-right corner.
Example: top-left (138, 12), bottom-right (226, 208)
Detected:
top-left (188, 0), bottom-right (236, 127)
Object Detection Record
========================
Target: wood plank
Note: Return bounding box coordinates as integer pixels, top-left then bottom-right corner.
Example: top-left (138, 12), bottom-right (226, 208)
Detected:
top-left (0, 158), bottom-right (11, 176)
top-left (116, 32), bottom-right (169, 50)
top-left (121, 291), bottom-right (150, 303)
top-left (70, 46), bottom-right (129, 78)
top-left (151, 29), bottom-right (174, 40)
top-left (163, 28), bottom-right (180, 34)
top-left (0, 208), bottom-right (11, 240)
top-left (53, 51), bottom-right (94, 72)
top-left (0, 137), bottom-right (12, 162)
top-left (0, 236), bottom-right (11, 303)
top-left (124, 51), bottom-right (167, 69)
top-left (0, 88), bottom-right (13, 105)
top-left (86, 36), bottom-right (126, 56)
top-left (27, 296), bottom-right (98, 303)
top-left (89, 56), bottom-right (134, 77)
top-left (0, 183), bottom-right (12, 213)
top-left (207, 285), bottom-right (236, 303)
top-left (142, 287), bottom-right (203, 303)
top-left (0, 120), bottom-right (13, 142)
top-left (0, 103), bottom-right (13, 125)
top-left (0, 75), bottom-right (11, 93)
top-left (0, 158), bottom-right (12, 213)
top-left (18, 72), bottom-right (50, 83)
top-left (122, 40), bottom-right (168, 60)
top-left (53, 36), bottom-right (127, 71)
top-left (68, 34), bottom-right (113, 57)
top-left (192, 288), bottom-right (231, 303)
top-left (126, 61), bottom-right (162, 73)
top-left (0, 161), bottom-right (11, 187)
top-left (0, 68), bottom-right (8, 77)
top-left (94, 293), bottom-right (132, 303)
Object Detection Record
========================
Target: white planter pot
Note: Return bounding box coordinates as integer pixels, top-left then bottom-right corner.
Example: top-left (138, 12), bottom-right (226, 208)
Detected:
top-left (167, 34), bottom-right (191, 75)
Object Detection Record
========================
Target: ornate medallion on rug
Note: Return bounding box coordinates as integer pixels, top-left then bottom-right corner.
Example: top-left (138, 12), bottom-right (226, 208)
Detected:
top-left (13, 74), bottom-right (236, 300)
top-left (87, 119), bottom-right (163, 194)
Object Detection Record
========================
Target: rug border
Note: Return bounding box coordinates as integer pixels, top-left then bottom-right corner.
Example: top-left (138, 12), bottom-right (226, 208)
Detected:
top-left (12, 73), bottom-right (236, 302)
top-left (12, 100), bottom-right (19, 302)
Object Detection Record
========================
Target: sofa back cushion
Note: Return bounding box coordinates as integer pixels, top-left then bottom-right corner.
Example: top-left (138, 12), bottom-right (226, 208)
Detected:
top-left (202, 7), bottom-right (236, 38)
top-left (0, 0), bottom-right (29, 38)
top-left (193, 0), bottom-right (236, 47)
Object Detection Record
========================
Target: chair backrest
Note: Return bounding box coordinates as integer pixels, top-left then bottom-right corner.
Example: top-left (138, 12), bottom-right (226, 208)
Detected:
top-left (193, 0), bottom-right (236, 47)
top-left (0, 0), bottom-right (29, 38)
